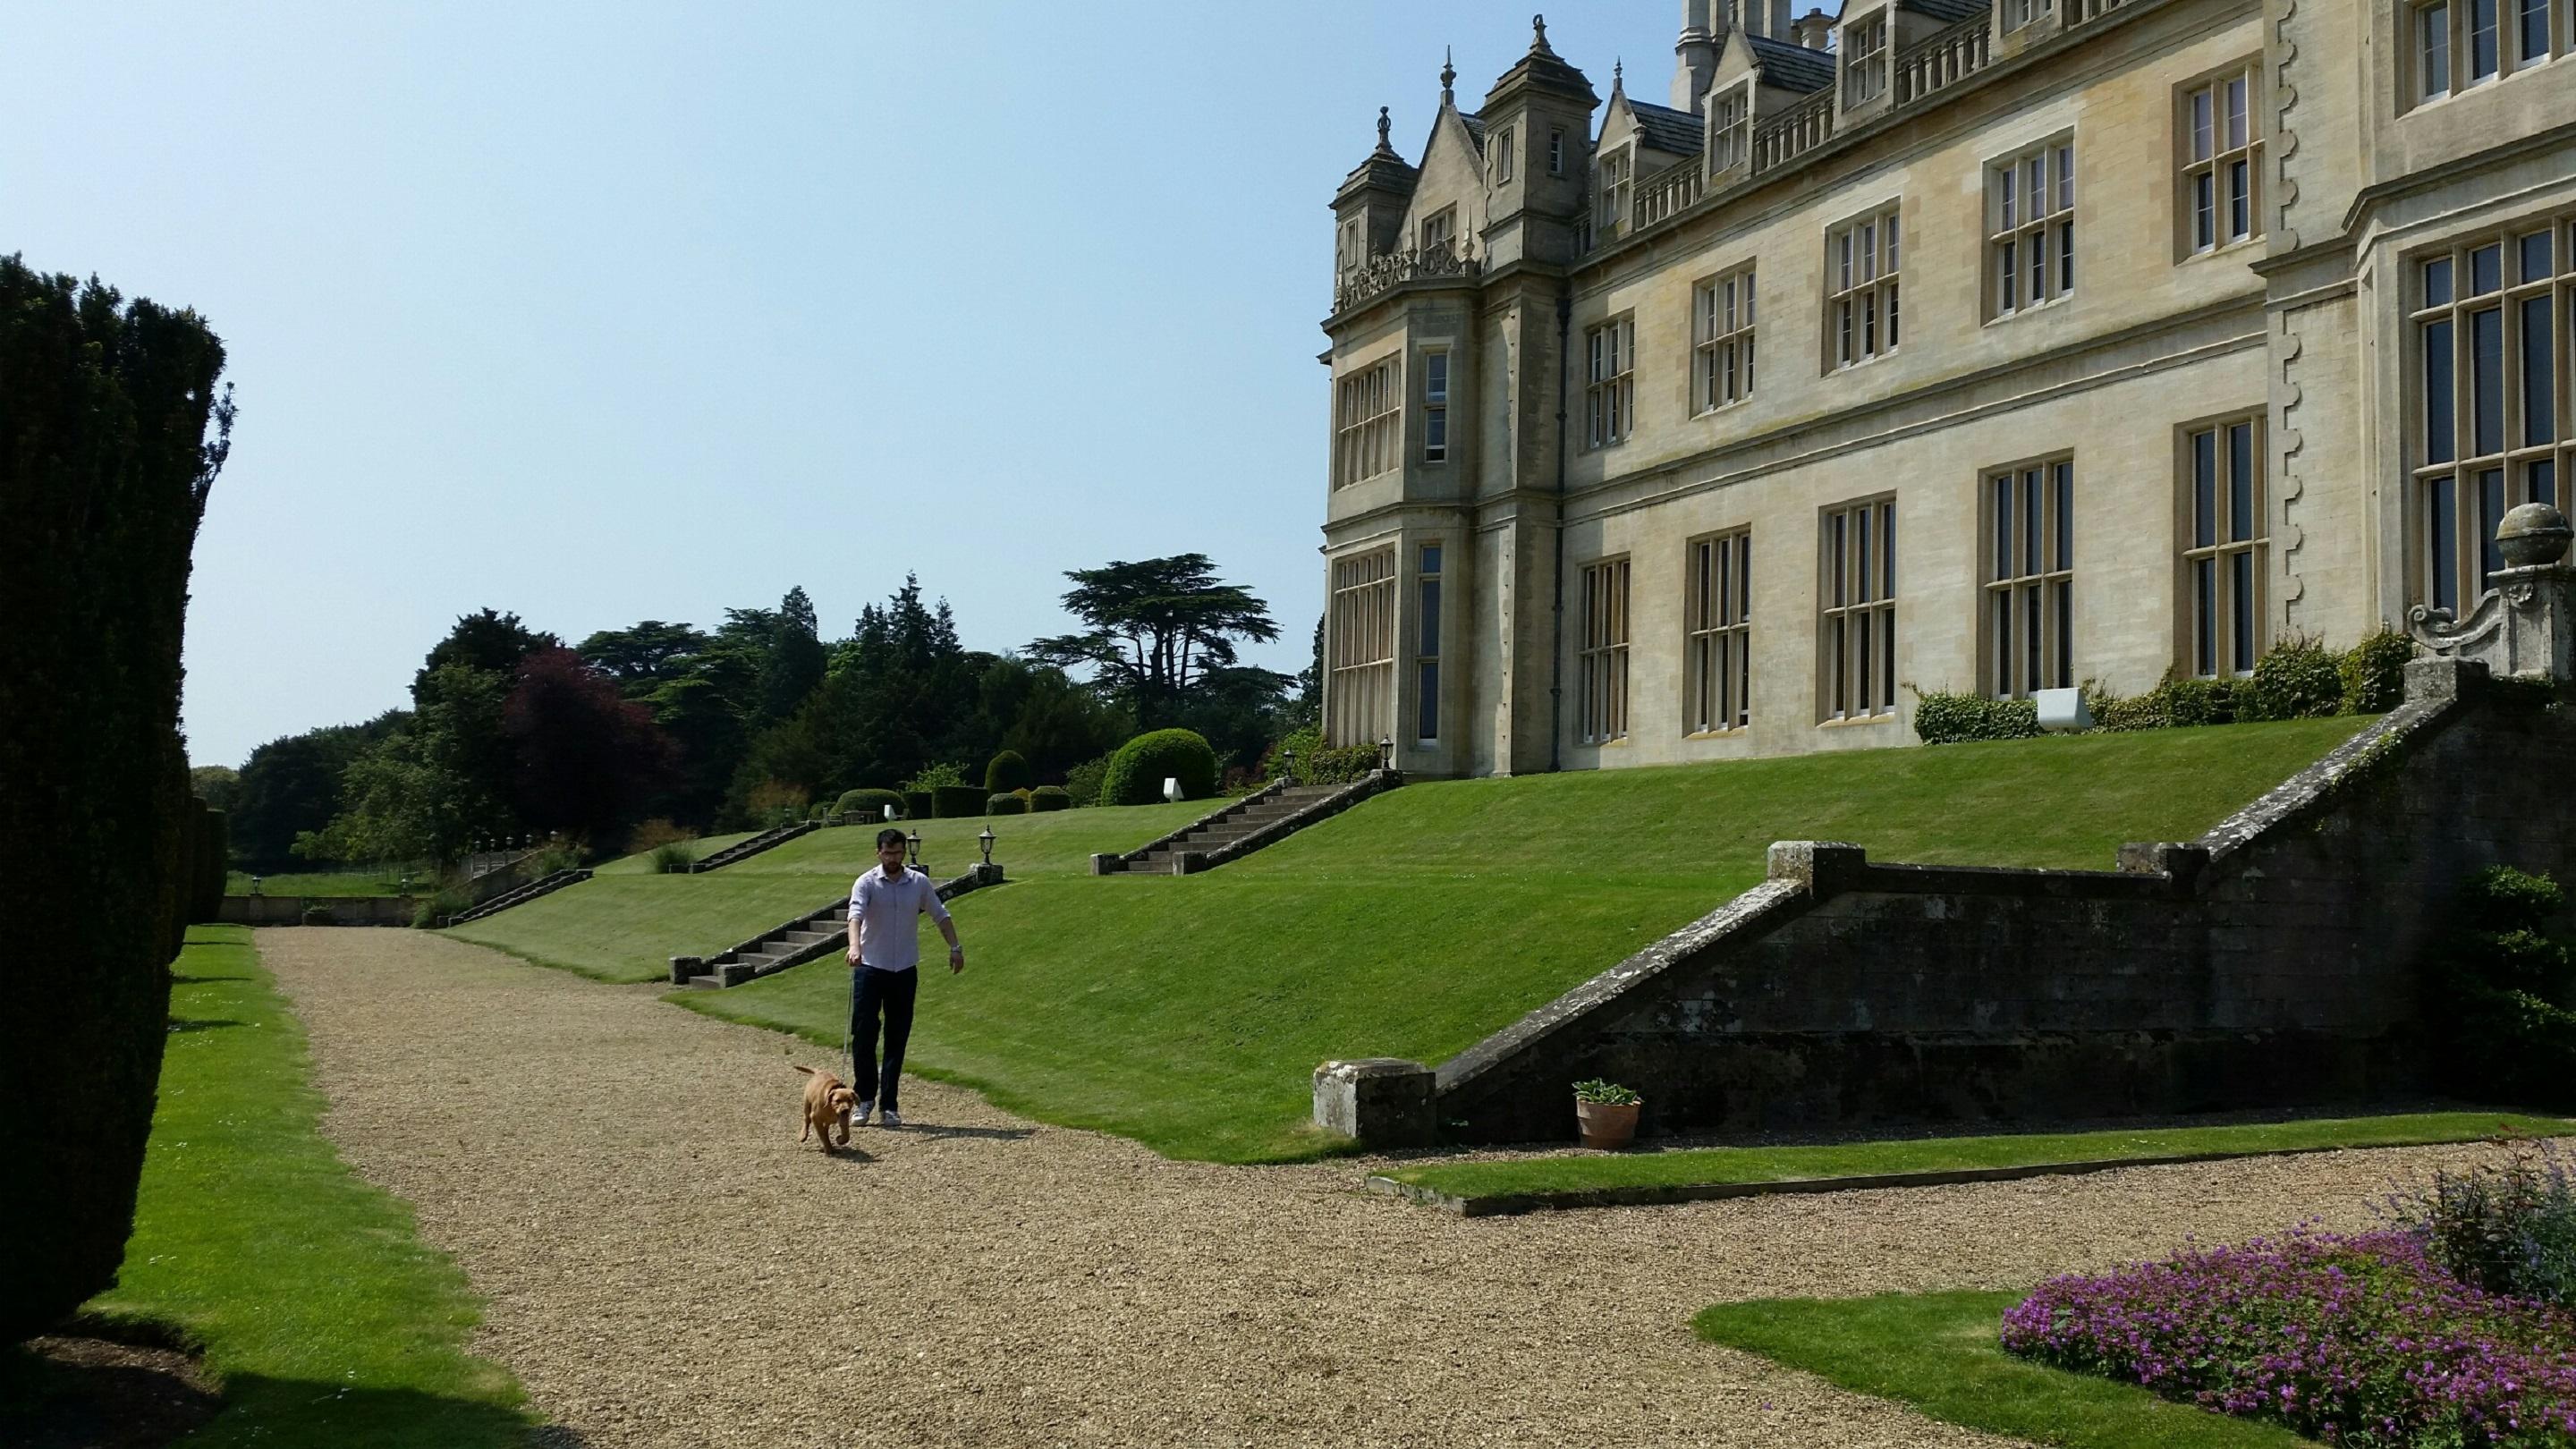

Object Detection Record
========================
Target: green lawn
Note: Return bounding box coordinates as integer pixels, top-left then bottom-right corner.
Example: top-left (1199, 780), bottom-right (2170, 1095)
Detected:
top-left (64, 926), bottom-right (532, 1446)
top-left (1694, 1292), bottom-right (2308, 1448)
top-left (1379, 1112), bottom-right (2572, 1207)
top-left (709, 801), bottom-right (1211, 878)
top-left (676, 717), bottom-right (2373, 1164)
top-left (224, 866), bottom-right (431, 897)
top-left (589, 829), bottom-right (758, 874)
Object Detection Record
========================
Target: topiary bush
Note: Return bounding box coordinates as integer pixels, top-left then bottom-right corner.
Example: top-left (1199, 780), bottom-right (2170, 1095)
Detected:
top-left (2242, 635), bottom-right (2344, 721)
top-left (1098, 729), bottom-right (1218, 806)
top-left (931, 784), bottom-right (987, 819)
top-left (835, 787), bottom-right (903, 821)
top-left (986, 792), bottom-right (1029, 816)
top-left (1063, 755), bottom-right (1110, 809)
top-left (902, 790), bottom-right (934, 822)
top-left (984, 750), bottom-right (1030, 794)
top-left (1910, 691), bottom-right (2039, 745)
top-left (2341, 627), bottom-right (2416, 715)
top-left (807, 800), bottom-right (839, 822)
top-left (1030, 785), bottom-right (1071, 812)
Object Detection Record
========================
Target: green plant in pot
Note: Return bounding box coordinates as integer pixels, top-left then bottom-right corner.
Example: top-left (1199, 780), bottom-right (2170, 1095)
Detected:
top-left (1572, 1078), bottom-right (1642, 1150)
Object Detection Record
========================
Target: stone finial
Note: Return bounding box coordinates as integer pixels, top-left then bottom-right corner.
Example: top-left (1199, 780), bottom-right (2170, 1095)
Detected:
top-left (1441, 47), bottom-right (1456, 104)
top-left (1377, 105), bottom-right (1392, 148)
top-left (1613, 57), bottom-right (1623, 87)
top-left (1531, 13), bottom-right (1553, 53)
top-left (2498, 503), bottom-right (2573, 569)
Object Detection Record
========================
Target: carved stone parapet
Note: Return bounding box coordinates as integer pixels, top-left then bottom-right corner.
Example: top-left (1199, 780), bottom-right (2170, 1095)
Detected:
top-left (2406, 504), bottom-right (2576, 682)
top-left (1333, 242), bottom-right (1482, 313)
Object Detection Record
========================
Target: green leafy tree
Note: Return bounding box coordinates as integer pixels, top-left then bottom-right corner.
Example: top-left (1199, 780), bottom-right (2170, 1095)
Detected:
top-left (189, 765), bottom-right (242, 814)
top-left (1027, 554), bottom-right (1281, 723)
top-left (578, 620), bottom-right (710, 693)
top-left (414, 608), bottom-right (559, 696)
top-left (229, 723), bottom-right (381, 866)
top-left (302, 665), bottom-right (513, 864)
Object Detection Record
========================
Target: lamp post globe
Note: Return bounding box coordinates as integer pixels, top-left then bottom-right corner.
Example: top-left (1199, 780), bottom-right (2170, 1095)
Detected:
top-left (906, 829), bottom-right (922, 869)
top-left (978, 826), bottom-right (996, 867)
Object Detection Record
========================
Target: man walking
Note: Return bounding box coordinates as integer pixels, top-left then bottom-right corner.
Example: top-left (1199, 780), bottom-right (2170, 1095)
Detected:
top-left (845, 827), bottom-right (963, 1129)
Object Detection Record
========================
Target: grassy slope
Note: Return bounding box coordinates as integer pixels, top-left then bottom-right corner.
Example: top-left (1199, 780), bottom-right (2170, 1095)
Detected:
top-left (73, 926), bottom-right (531, 1446)
top-left (685, 717), bottom-right (2371, 1164)
top-left (1694, 1292), bottom-right (2307, 1449)
top-left (446, 801), bottom-right (1213, 981)
top-left (1385, 1112), bottom-right (2574, 1200)
top-left (224, 867), bottom-right (428, 897)
top-left (589, 829), bottom-right (758, 874)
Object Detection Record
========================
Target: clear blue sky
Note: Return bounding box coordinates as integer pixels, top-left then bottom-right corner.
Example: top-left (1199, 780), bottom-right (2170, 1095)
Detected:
top-left (4, 2), bottom-right (1683, 769)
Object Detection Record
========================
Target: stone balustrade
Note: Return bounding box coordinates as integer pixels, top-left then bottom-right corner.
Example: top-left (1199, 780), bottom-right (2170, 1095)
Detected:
top-left (1894, 13), bottom-right (1992, 105)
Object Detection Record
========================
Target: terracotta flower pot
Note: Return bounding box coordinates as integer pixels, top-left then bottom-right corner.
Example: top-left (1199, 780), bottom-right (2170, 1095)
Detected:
top-left (1574, 1097), bottom-right (1640, 1150)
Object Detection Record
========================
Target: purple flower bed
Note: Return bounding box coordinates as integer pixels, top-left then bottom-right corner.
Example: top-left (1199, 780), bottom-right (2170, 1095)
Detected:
top-left (2002, 1228), bottom-right (2576, 1446)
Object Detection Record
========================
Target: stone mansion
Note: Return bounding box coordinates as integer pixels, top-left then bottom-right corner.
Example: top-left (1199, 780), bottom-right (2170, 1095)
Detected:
top-left (1317, 0), bottom-right (2576, 773)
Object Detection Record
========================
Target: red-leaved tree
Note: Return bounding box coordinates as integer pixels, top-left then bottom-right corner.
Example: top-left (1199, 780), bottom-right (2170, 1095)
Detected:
top-left (504, 648), bottom-right (678, 841)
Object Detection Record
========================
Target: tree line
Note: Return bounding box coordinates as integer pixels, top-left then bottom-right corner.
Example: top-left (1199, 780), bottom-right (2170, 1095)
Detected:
top-left (203, 555), bottom-right (1321, 869)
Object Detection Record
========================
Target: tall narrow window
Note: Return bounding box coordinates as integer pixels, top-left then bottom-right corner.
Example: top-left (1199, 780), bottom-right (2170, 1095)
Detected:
top-left (1985, 460), bottom-right (2077, 698)
top-left (2181, 66), bottom-right (2262, 254)
top-left (1843, 12), bottom-right (1888, 104)
top-left (1686, 530), bottom-right (1752, 733)
top-left (1826, 205), bottom-right (1902, 369)
top-left (1332, 358), bottom-right (1401, 487)
top-left (1421, 352), bottom-right (1449, 463)
top-left (1989, 138), bottom-right (2076, 317)
top-left (1496, 126), bottom-right (1515, 183)
top-left (2182, 418), bottom-right (2267, 676)
top-left (2412, 225), bottom-right (2573, 614)
top-left (1693, 265), bottom-right (1757, 413)
top-left (2003, 0), bottom-right (2055, 31)
top-left (2474, 0), bottom-right (2503, 80)
top-left (1586, 317), bottom-right (1635, 448)
top-left (1415, 544), bottom-right (1443, 741)
top-left (2421, 0), bottom-right (2456, 97)
top-left (2414, 0), bottom-right (2563, 105)
top-left (1818, 497), bottom-right (1897, 721)
top-left (1597, 149), bottom-right (1631, 233)
top-left (1710, 84), bottom-right (1750, 172)
top-left (1579, 558), bottom-right (1631, 743)
top-left (1549, 127), bottom-right (1565, 175)
top-left (2521, 0), bottom-right (2555, 64)
top-left (1327, 549), bottom-right (1396, 745)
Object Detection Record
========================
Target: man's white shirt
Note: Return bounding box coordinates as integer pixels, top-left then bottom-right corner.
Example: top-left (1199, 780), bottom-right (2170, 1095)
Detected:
top-left (847, 863), bottom-right (952, 971)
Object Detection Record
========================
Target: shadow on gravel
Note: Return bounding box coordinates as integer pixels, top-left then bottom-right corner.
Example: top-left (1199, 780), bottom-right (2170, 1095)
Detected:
top-left (897, 1123), bottom-right (1038, 1143)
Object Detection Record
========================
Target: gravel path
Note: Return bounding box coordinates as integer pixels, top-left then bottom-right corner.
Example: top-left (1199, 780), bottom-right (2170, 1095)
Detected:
top-left (259, 928), bottom-right (2504, 1448)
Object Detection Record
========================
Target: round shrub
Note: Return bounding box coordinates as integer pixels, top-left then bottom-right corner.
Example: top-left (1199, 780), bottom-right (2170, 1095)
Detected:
top-left (984, 750), bottom-right (1031, 794)
top-left (1098, 729), bottom-right (1218, 807)
top-left (835, 787), bottom-right (905, 821)
top-left (931, 784), bottom-right (987, 818)
top-left (902, 790), bottom-right (934, 822)
top-left (986, 792), bottom-right (1029, 816)
top-left (808, 801), bottom-right (839, 822)
top-left (2340, 627), bottom-right (2415, 715)
top-left (2243, 636), bottom-right (2343, 721)
top-left (1030, 785), bottom-right (1071, 812)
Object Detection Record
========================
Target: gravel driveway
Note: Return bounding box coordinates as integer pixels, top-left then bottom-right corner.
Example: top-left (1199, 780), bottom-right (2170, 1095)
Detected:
top-left (259, 927), bottom-right (2499, 1448)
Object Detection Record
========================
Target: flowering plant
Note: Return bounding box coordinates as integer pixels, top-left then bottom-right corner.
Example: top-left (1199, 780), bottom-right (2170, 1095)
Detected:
top-left (2002, 1227), bottom-right (2576, 1446)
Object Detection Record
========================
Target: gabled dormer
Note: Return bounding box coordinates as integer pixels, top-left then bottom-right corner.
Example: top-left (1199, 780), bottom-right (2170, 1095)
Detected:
top-left (1479, 14), bottom-right (1598, 270)
top-left (1704, 20), bottom-right (1835, 184)
top-left (1596, 66), bottom-right (1706, 242)
top-left (1332, 106), bottom-right (1419, 297)
top-left (1401, 54), bottom-right (1491, 266)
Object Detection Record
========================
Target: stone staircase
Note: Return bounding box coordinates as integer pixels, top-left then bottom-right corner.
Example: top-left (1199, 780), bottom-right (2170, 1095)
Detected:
top-left (687, 821), bottom-right (818, 873)
top-left (445, 868), bottom-right (591, 925)
top-left (1090, 773), bottom-right (1398, 876)
top-left (669, 863), bottom-right (1003, 989)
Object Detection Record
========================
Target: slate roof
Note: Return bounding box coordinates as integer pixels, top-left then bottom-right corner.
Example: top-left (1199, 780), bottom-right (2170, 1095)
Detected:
top-left (1460, 111), bottom-right (1487, 151)
top-left (1745, 33), bottom-right (1836, 93)
top-left (1901, 0), bottom-right (1987, 21)
top-left (1628, 99), bottom-right (1704, 156)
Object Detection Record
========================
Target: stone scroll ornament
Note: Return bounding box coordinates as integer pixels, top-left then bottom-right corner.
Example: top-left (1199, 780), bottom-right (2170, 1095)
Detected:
top-left (2406, 502), bottom-right (2576, 681)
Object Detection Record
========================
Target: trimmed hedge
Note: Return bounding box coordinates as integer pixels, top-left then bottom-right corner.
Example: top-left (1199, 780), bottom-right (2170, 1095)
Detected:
top-left (902, 790), bottom-right (934, 822)
top-left (1910, 692), bottom-right (2040, 745)
top-left (984, 750), bottom-right (1030, 794)
top-left (835, 787), bottom-right (904, 821)
top-left (1099, 729), bottom-right (1218, 807)
top-left (986, 792), bottom-right (1029, 816)
top-left (1030, 785), bottom-right (1072, 812)
top-left (2, 258), bottom-right (230, 1341)
top-left (1925, 630), bottom-right (2425, 746)
top-left (931, 784), bottom-right (987, 819)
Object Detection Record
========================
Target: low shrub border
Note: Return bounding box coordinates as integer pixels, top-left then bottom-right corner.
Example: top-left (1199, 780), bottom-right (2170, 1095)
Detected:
top-left (1916, 628), bottom-right (2416, 746)
top-left (1369, 1114), bottom-right (2575, 1216)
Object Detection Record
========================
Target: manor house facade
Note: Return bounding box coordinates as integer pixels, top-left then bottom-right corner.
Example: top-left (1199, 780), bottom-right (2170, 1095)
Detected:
top-left (1318, 0), bottom-right (2576, 773)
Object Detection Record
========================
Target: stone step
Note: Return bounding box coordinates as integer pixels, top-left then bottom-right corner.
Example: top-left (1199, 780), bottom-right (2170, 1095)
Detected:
top-left (780, 929), bottom-right (835, 947)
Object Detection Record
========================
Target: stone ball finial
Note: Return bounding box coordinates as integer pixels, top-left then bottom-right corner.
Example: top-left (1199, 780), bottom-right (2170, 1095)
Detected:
top-left (2497, 502), bottom-right (2574, 569)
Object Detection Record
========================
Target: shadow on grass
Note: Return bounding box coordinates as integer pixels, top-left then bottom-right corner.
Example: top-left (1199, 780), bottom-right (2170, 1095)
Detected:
top-left (167, 972), bottom-right (253, 985)
top-left (165, 1017), bottom-right (245, 1033)
top-left (186, 1376), bottom-right (571, 1448)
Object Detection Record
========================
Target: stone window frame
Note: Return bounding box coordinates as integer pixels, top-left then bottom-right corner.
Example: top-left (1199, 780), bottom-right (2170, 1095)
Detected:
top-left (1843, 9), bottom-right (1890, 106)
top-left (1326, 547), bottom-right (1397, 746)
top-left (1596, 144), bottom-right (1633, 236)
top-left (2001, 0), bottom-right (2056, 35)
top-left (1986, 133), bottom-right (2077, 321)
top-left (1549, 126), bottom-right (1566, 176)
top-left (1578, 555), bottom-right (1633, 744)
top-left (2175, 61), bottom-right (2264, 260)
top-left (2409, 219), bottom-right (2573, 617)
top-left (1818, 495), bottom-right (1899, 724)
top-left (1332, 356), bottom-right (1402, 488)
top-left (1692, 262), bottom-right (1758, 415)
top-left (1420, 206), bottom-right (1457, 257)
top-left (1585, 314), bottom-right (1637, 450)
top-left (1496, 125), bottom-right (1516, 183)
top-left (1420, 349), bottom-right (1450, 465)
top-left (1982, 455), bottom-right (2077, 699)
top-left (1709, 82), bottom-right (1750, 173)
top-left (1825, 200), bottom-right (1902, 372)
top-left (2178, 411), bottom-right (2269, 678)
top-left (2406, 0), bottom-right (2563, 108)
top-left (1414, 542), bottom-right (1445, 743)
top-left (1685, 527), bottom-right (1753, 734)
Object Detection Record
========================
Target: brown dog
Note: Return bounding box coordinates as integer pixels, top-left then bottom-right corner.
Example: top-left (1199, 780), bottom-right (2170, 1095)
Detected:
top-left (792, 1063), bottom-right (859, 1151)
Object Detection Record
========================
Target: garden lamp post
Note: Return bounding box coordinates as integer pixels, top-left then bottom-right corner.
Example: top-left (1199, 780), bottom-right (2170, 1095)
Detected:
top-left (906, 829), bottom-right (922, 869)
top-left (978, 826), bottom-right (996, 867)
top-left (249, 875), bottom-right (262, 897)
top-left (1377, 735), bottom-right (1393, 771)
top-left (1282, 748), bottom-right (1296, 785)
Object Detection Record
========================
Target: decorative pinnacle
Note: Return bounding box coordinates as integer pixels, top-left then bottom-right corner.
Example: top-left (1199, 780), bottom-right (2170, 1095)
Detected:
top-left (1441, 46), bottom-right (1455, 103)
top-left (1531, 13), bottom-right (1550, 52)
top-left (1614, 57), bottom-right (1623, 85)
top-left (1377, 105), bottom-right (1392, 148)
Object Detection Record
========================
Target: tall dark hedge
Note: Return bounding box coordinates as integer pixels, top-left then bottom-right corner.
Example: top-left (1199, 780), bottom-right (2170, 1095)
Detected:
top-left (0, 257), bottom-right (230, 1341)
top-left (193, 804), bottom-right (230, 922)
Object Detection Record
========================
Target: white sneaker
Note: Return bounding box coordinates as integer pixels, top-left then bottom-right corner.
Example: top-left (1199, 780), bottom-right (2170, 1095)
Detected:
top-left (878, 1109), bottom-right (903, 1129)
top-left (850, 1101), bottom-right (873, 1128)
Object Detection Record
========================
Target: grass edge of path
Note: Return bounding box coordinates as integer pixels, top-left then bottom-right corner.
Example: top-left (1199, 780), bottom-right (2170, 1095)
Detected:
top-left (62, 925), bottom-right (539, 1448)
top-left (1692, 1290), bottom-right (2310, 1448)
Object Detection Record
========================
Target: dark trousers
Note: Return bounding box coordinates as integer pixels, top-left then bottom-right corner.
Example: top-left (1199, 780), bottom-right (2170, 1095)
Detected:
top-left (849, 965), bottom-right (919, 1111)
